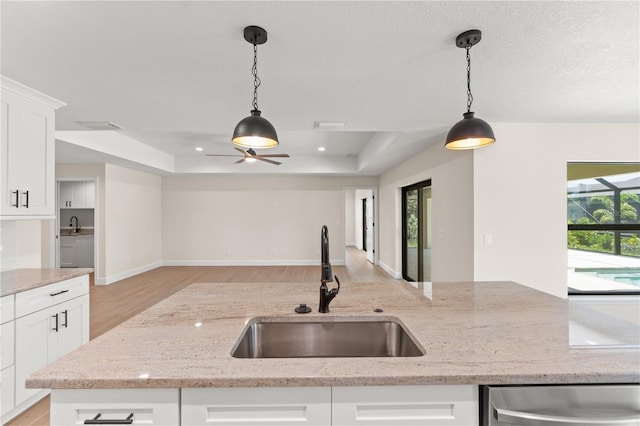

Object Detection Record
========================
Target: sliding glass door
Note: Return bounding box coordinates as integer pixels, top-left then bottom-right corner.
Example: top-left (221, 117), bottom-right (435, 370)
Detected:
top-left (402, 180), bottom-right (432, 282)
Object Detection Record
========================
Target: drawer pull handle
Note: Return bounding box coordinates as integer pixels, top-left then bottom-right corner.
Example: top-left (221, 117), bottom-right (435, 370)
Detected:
top-left (61, 309), bottom-right (68, 328)
top-left (50, 290), bottom-right (70, 297)
top-left (84, 413), bottom-right (134, 424)
top-left (11, 190), bottom-right (19, 208)
top-left (22, 190), bottom-right (29, 208)
top-left (52, 313), bottom-right (59, 332)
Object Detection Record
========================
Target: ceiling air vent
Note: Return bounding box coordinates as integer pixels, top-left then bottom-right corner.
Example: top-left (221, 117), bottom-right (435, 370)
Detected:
top-left (75, 121), bottom-right (123, 131)
top-left (314, 121), bottom-right (346, 131)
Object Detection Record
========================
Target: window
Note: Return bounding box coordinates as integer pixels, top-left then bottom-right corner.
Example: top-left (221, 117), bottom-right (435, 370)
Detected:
top-left (568, 163), bottom-right (640, 295)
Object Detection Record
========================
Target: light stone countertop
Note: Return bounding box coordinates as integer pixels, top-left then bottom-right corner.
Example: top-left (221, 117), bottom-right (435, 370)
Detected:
top-left (59, 228), bottom-right (94, 236)
top-left (27, 280), bottom-right (640, 389)
top-left (1, 268), bottom-right (94, 297)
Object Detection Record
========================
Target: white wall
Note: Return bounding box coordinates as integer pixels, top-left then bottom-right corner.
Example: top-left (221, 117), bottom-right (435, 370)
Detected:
top-left (103, 164), bottom-right (162, 284)
top-left (162, 175), bottom-right (377, 265)
top-left (379, 144), bottom-right (474, 281)
top-left (473, 123), bottom-right (640, 298)
top-left (344, 189), bottom-right (355, 246)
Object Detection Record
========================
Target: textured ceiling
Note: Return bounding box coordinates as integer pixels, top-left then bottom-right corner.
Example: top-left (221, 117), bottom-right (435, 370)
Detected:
top-left (1, 1), bottom-right (638, 175)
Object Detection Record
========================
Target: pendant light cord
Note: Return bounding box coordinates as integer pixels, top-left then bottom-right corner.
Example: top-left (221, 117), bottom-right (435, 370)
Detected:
top-left (466, 44), bottom-right (473, 113)
top-left (252, 43), bottom-right (261, 111)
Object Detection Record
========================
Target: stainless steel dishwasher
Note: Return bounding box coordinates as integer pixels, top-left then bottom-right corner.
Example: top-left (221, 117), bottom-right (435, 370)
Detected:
top-left (481, 384), bottom-right (640, 425)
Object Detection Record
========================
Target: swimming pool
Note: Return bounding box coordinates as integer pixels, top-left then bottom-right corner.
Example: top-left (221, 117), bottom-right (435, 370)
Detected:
top-left (575, 268), bottom-right (640, 287)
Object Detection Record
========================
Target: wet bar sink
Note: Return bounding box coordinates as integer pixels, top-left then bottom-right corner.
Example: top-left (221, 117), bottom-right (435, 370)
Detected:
top-left (231, 317), bottom-right (425, 358)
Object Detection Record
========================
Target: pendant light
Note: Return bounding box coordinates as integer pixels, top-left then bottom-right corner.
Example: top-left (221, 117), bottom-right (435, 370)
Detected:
top-left (445, 30), bottom-right (495, 150)
top-left (232, 26), bottom-right (279, 149)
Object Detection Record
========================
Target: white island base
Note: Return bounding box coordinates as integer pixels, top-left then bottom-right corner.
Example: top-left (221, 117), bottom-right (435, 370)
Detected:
top-left (51, 384), bottom-right (478, 425)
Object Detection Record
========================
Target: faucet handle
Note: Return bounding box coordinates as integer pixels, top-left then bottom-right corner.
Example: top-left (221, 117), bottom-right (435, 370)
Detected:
top-left (330, 275), bottom-right (340, 295)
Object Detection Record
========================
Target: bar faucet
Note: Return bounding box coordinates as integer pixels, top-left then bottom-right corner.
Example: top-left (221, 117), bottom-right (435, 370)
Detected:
top-left (319, 225), bottom-right (340, 313)
top-left (70, 216), bottom-right (80, 233)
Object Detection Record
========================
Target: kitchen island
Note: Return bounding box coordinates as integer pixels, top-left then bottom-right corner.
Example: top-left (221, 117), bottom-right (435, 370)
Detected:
top-left (27, 280), bottom-right (640, 425)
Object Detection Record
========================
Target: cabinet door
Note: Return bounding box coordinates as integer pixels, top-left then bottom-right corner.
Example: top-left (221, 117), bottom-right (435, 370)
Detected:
top-left (332, 385), bottom-right (478, 426)
top-left (59, 181), bottom-right (73, 208)
top-left (1, 91), bottom-right (55, 216)
top-left (51, 388), bottom-right (180, 425)
top-left (75, 235), bottom-right (94, 268)
top-left (57, 294), bottom-right (89, 358)
top-left (182, 387), bottom-right (332, 426)
top-left (1, 365), bottom-right (16, 417)
top-left (60, 236), bottom-right (77, 267)
top-left (15, 305), bottom-right (58, 406)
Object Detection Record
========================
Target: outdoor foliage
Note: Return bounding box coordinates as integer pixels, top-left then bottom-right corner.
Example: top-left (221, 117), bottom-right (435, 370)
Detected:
top-left (568, 192), bottom-right (640, 257)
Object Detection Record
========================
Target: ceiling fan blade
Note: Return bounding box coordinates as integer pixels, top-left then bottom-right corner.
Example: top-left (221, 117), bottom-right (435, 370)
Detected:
top-left (234, 158), bottom-right (245, 164)
top-left (257, 157), bottom-right (281, 165)
top-left (258, 153), bottom-right (290, 158)
top-left (234, 147), bottom-right (246, 155)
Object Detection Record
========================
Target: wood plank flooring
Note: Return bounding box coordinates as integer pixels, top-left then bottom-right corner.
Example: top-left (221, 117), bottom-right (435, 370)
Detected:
top-left (6, 247), bottom-right (398, 425)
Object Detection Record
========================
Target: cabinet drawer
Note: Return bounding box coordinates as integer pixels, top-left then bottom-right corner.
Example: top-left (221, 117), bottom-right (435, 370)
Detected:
top-left (15, 275), bottom-right (89, 318)
top-left (332, 385), bottom-right (478, 426)
top-left (1, 295), bottom-right (15, 324)
top-left (182, 387), bottom-right (332, 426)
top-left (1, 365), bottom-right (15, 417)
top-left (1, 320), bottom-right (15, 368)
top-left (51, 388), bottom-right (179, 425)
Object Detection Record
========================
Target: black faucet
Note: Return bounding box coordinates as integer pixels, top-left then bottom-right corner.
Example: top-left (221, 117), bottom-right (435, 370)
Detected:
top-left (70, 216), bottom-right (80, 233)
top-left (319, 225), bottom-right (340, 313)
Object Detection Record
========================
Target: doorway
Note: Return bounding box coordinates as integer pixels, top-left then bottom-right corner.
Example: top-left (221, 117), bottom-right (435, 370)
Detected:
top-left (56, 178), bottom-right (97, 270)
top-left (344, 188), bottom-right (376, 266)
top-left (402, 179), bottom-right (432, 282)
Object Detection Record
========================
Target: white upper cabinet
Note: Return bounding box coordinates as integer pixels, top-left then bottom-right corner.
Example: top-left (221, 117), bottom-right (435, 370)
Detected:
top-left (60, 181), bottom-right (95, 209)
top-left (1, 76), bottom-right (65, 219)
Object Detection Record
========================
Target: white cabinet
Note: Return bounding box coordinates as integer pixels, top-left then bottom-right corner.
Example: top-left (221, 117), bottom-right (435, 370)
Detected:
top-left (60, 236), bottom-right (77, 267)
top-left (1, 76), bottom-right (65, 218)
top-left (1, 295), bottom-right (16, 417)
top-left (52, 385), bottom-right (478, 426)
top-left (181, 387), bottom-right (332, 426)
top-left (76, 234), bottom-right (94, 268)
top-left (60, 235), bottom-right (94, 268)
top-left (332, 385), bottom-right (478, 426)
top-left (13, 275), bottom-right (89, 410)
top-left (60, 181), bottom-right (95, 209)
top-left (51, 389), bottom-right (180, 425)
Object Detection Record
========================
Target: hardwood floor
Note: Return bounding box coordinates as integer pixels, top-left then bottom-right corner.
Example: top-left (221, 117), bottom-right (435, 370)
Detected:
top-left (6, 247), bottom-right (398, 425)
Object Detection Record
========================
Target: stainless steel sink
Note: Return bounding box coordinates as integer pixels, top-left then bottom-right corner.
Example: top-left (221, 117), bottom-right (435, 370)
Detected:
top-left (231, 317), bottom-right (425, 358)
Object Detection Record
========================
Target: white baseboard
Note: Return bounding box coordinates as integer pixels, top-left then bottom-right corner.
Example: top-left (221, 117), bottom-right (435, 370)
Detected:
top-left (379, 260), bottom-right (402, 279)
top-left (95, 261), bottom-right (163, 285)
top-left (162, 259), bottom-right (346, 267)
top-left (345, 242), bottom-right (356, 247)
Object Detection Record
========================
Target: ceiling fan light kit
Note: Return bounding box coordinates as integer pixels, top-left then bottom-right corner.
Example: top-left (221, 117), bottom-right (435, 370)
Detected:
top-left (445, 29), bottom-right (496, 150)
top-left (232, 25), bottom-right (279, 150)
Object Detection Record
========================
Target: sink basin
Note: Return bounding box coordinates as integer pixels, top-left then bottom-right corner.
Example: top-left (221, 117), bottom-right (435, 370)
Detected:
top-left (231, 317), bottom-right (425, 358)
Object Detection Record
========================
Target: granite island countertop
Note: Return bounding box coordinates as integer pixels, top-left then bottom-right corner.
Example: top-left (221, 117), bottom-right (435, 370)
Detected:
top-left (1, 268), bottom-right (93, 297)
top-left (27, 280), bottom-right (640, 389)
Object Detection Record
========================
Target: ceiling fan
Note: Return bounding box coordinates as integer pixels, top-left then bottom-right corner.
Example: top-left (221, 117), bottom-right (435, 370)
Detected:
top-left (206, 147), bottom-right (290, 165)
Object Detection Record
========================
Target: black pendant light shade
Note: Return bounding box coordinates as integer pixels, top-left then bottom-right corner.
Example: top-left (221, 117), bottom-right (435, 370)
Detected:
top-left (445, 112), bottom-right (495, 150)
top-left (445, 29), bottom-right (495, 150)
top-left (232, 26), bottom-right (279, 149)
top-left (232, 109), bottom-right (279, 149)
